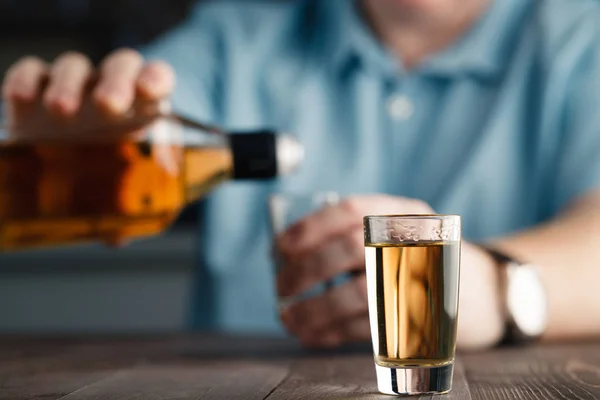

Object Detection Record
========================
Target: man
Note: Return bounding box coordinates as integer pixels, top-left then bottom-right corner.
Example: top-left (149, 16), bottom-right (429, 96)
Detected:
top-left (3, 0), bottom-right (600, 350)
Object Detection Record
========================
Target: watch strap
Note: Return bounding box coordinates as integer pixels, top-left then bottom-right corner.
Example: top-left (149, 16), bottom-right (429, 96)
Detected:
top-left (482, 246), bottom-right (543, 345)
top-left (484, 246), bottom-right (523, 265)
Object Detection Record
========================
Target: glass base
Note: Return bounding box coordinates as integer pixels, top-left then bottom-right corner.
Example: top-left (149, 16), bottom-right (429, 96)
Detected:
top-left (374, 363), bottom-right (454, 396)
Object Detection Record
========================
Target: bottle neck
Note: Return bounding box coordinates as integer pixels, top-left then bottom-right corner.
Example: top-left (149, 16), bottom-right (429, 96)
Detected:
top-left (141, 116), bottom-right (233, 204)
top-left (149, 115), bottom-right (303, 182)
top-left (182, 146), bottom-right (233, 203)
top-left (148, 116), bottom-right (230, 149)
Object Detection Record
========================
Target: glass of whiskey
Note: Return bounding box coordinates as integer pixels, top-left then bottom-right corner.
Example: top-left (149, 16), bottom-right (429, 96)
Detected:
top-left (363, 214), bottom-right (461, 395)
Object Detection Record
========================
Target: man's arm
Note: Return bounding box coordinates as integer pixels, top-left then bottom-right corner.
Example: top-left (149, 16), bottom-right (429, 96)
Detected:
top-left (490, 190), bottom-right (600, 342)
top-left (457, 190), bottom-right (600, 350)
top-left (461, 14), bottom-right (600, 348)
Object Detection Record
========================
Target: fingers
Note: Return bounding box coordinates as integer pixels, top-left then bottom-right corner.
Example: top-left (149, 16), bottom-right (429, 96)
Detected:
top-left (278, 200), bottom-right (362, 258)
top-left (93, 51), bottom-right (173, 116)
top-left (277, 229), bottom-right (364, 297)
top-left (281, 274), bottom-right (368, 340)
top-left (43, 52), bottom-right (93, 116)
top-left (93, 48), bottom-right (144, 115)
top-left (2, 50), bottom-right (175, 139)
top-left (137, 60), bottom-right (175, 99)
top-left (2, 56), bottom-right (48, 102)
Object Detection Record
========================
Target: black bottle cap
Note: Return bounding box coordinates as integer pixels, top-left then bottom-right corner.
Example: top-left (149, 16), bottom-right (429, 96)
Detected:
top-left (229, 130), bottom-right (278, 179)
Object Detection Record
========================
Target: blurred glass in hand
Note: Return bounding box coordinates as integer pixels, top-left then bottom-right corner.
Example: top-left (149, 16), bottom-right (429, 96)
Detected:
top-left (269, 191), bottom-right (353, 309)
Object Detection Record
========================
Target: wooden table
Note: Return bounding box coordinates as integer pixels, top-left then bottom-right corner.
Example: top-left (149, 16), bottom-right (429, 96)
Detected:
top-left (0, 334), bottom-right (599, 399)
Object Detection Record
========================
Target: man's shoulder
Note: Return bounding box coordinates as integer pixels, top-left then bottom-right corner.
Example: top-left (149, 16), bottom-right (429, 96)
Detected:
top-left (194, 0), bottom-right (309, 37)
top-left (184, 0), bottom-right (324, 71)
top-left (534, 0), bottom-right (600, 58)
top-left (538, 0), bottom-right (600, 17)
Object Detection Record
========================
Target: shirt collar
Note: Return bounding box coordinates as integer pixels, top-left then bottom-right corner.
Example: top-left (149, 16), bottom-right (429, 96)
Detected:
top-left (322, 0), bottom-right (534, 79)
top-left (322, 0), bottom-right (395, 76)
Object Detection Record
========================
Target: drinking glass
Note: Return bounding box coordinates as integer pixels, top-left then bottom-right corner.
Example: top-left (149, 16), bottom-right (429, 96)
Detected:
top-left (363, 214), bottom-right (461, 395)
top-left (269, 191), bottom-right (351, 309)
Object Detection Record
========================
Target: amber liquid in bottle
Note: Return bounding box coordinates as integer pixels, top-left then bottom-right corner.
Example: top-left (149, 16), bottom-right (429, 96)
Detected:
top-left (0, 141), bottom-right (232, 251)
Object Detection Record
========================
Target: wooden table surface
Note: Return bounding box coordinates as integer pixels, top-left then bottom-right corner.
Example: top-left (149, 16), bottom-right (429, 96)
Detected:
top-left (0, 334), bottom-right (599, 399)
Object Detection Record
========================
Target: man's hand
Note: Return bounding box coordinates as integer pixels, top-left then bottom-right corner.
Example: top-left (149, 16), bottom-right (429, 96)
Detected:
top-left (1, 49), bottom-right (176, 248)
top-left (275, 194), bottom-right (505, 350)
top-left (275, 194), bottom-right (435, 348)
top-left (2, 49), bottom-right (175, 136)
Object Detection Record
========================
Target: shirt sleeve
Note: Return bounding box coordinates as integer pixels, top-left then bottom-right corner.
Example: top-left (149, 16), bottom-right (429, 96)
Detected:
top-left (552, 25), bottom-right (600, 212)
top-left (138, 2), bottom-right (223, 124)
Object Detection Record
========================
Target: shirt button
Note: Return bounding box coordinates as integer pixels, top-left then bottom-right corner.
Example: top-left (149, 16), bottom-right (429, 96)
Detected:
top-left (387, 95), bottom-right (414, 121)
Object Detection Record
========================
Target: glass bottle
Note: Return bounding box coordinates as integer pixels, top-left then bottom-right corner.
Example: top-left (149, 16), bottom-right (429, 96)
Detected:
top-left (0, 111), bottom-right (303, 252)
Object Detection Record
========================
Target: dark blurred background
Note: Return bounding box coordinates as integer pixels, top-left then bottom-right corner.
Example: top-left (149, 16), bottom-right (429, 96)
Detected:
top-left (0, 0), bottom-right (203, 334)
top-left (0, 0), bottom-right (198, 68)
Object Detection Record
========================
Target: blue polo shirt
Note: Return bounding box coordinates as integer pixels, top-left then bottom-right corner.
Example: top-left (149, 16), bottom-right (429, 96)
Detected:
top-left (141, 0), bottom-right (600, 333)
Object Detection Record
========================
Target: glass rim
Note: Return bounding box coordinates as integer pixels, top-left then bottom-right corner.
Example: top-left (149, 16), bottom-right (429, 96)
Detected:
top-left (363, 213), bottom-right (461, 221)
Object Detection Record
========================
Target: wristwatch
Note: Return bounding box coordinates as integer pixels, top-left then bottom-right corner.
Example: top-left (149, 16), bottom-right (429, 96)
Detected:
top-left (485, 247), bottom-right (549, 344)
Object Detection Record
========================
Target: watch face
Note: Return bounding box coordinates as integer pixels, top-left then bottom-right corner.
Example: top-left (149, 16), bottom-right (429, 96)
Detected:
top-left (506, 264), bottom-right (548, 337)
